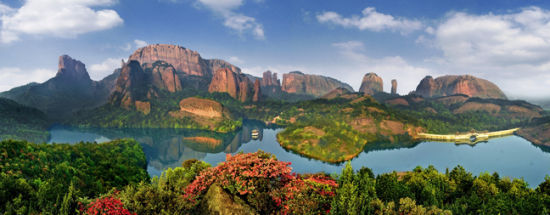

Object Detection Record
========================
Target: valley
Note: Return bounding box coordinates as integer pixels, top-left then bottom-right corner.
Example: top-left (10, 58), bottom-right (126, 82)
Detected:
top-left (1, 43), bottom-right (550, 214)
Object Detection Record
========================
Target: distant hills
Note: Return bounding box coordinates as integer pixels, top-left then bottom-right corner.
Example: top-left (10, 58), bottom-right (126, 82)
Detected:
top-left (0, 55), bottom-right (119, 120)
top-left (0, 98), bottom-right (49, 142)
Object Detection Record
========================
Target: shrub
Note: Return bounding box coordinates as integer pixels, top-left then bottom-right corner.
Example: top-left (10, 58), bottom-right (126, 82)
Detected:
top-left (80, 194), bottom-right (135, 215)
top-left (183, 150), bottom-right (294, 213)
top-left (271, 174), bottom-right (337, 214)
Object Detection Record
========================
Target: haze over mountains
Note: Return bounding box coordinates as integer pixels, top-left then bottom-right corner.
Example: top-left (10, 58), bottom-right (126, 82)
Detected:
top-left (0, 44), bottom-right (531, 121)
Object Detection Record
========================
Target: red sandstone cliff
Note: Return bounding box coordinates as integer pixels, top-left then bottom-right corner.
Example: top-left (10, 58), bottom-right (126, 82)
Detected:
top-left (414, 75), bottom-right (507, 99)
top-left (359, 73), bottom-right (383, 95)
top-left (281, 71), bottom-right (353, 97)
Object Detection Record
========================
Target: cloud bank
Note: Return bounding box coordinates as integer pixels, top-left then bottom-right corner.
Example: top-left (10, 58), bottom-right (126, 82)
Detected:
top-left (317, 7), bottom-right (422, 34)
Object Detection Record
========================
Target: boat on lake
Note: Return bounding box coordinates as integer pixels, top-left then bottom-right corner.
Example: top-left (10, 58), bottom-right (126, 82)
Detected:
top-left (251, 129), bottom-right (260, 139)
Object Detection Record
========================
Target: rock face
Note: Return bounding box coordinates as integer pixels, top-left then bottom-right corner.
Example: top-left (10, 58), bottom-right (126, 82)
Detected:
top-left (0, 55), bottom-right (119, 119)
top-left (143, 61), bottom-right (182, 93)
top-left (391, 79), bottom-right (398, 95)
top-left (281, 71), bottom-right (353, 97)
top-left (253, 79), bottom-right (261, 102)
top-left (414, 75), bottom-right (507, 99)
top-left (110, 60), bottom-right (188, 112)
top-left (259, 71), bottom-right (282, 97)
top-left (128, 44), bottom-right (210, 77)
top-left (178, 97), bottom-right (226, 118)
top-left (56, 55), bottom-right (92, 84)
top-left (359, 73), bottom-right (383, 95)
top-left (110, 60), bottom-right (152, 110)
top-left (169, 97), bottom-right (233, 130)
top-left (128, 44), bottom-right (240, 78)
top-left (209, 68), bottom-right (257, 102)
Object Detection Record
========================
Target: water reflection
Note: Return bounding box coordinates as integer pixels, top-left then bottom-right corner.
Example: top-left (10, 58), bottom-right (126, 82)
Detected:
top-left (47, 121), bottom-right (550, 187)
top-left (49, 120), bottom-right (270, 173)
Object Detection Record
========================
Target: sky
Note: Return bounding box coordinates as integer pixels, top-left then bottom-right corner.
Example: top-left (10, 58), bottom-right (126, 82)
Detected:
top-left (1, 0), bottom-right (550, 99)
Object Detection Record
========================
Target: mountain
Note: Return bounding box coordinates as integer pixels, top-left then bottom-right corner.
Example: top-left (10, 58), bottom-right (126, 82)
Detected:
top-left (281, 71), bottom-right (353, 97)
top-left (128, 44), bottom-right (239, 78)
top-left (359, 73), bottom-right (383, 95)
top-left (259, 71), bottom-right (282, 97)
top-left (0, 98), bottom-right (50, 142)
top-left (208, 68), bottom-right (259, 102)
top-left (0, 55), bottom-right (118, 120)
top-left (414, 75), bottom-right (507, 99)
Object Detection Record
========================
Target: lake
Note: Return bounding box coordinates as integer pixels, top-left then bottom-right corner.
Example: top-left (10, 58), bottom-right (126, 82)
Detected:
top-left (48, 121), bottom-right (550, 187)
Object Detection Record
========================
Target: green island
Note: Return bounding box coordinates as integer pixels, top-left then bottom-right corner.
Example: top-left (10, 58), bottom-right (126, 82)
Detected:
top-left (1, 140), bottom-right (549, 214)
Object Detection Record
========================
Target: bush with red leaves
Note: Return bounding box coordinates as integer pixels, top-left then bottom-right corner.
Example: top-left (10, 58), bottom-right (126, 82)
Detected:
top-left (80, 195), bottom-right (135, 215)
top-left (183, 150), bottom-right (294, 212)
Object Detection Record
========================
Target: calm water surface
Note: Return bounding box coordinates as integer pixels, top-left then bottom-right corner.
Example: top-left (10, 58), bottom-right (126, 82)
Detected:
top-left (48, 121), bottom-right (550, 187)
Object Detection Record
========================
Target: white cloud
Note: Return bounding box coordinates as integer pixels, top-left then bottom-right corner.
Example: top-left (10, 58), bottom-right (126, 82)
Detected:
top-left (89, 57), bottom-right (124, 80)
top-left (332, 41), bottom-right (431, 94)
top-left (0, 0), bottom-right (123, 43)
top-left (228, 56), bottom-right (244, 65)
top-left (195, 0), bottom-right (264, 39)
top-left (317, 7), bottom-right (422, 34)
top-left (429, 6), bottom-right (550, 98)
top-left (0, 67), bottom-right (56, 91)
top-left (134, 39), bottom-right (148, 48)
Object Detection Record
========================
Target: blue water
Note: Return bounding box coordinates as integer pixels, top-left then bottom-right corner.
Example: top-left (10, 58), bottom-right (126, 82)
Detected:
top-left (48, 123), bottom-right (550, 187)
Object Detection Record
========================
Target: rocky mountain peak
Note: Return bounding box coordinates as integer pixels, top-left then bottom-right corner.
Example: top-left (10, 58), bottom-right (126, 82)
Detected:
top-left (55, 55), bottom-right (91, 82)
top-left (359, 73), bottom-right (383, 95)
top-left (128, 44), bottom-right (210, 77)
top-left (414, 75), bottom-right (507, 99)
top-left (281, 72), bottom-right (353, 97)
top-left (209, 68), bottom-right (257, 102)
top-left (391, 79), bottom-right (398, 95)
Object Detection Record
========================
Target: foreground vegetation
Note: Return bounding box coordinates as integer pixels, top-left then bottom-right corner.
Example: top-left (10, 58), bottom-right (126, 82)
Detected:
top-left (1, 140), bottom-right (549, 214)
top-left (0, 139), bottom-right (149, 214)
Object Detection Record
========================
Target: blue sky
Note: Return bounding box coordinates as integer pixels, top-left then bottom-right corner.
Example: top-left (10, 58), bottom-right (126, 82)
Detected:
top-left (1, 0), bottom-right (550, 99)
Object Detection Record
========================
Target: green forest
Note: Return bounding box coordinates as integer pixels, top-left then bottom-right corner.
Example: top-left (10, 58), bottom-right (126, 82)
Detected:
top-left (0, 98), bottom-right (50, 143)
top-left (1, 140), bottom-right (549, 214)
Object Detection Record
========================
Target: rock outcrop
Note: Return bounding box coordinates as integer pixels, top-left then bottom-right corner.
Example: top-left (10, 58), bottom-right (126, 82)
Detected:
top-left (110, 60), bottom-right (152, 110)
top-left (260, 71), bottom-right (282, 96)
top-left (128, 44), bottom-right (241, 78)
top-left (143, 61), bottom-right (182, 93)
top-left (110, 60), bottom-right (188, 112)
top-left (128, 44), bottom-right (210, 77)
top-left (56, 55), bottom-right (93, 84)
top-left (252, 79), bottom-right (261, 102)
top-left (0, 55), bottom-right (119, 119)
top-left (414, 75), bottom-right (507, 99)
top-left (359, 73), bottom-right (383, 95)
top-left (209, 68), bottom-right (257, 102)
top-left (169, 97), bottom-right (233, 130)
top-left (391, 79), bottom-right (398, 95)
top-left (178, 97), bottom-right (227, 118)
top-left (281, 71), bottom-right (353, 97)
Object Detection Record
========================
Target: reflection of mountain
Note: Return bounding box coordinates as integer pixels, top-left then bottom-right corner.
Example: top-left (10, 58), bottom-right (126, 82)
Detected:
top-left (58, 120), bottom-right (266, 170)
top-left (363, 141), bottom-right (422, 154)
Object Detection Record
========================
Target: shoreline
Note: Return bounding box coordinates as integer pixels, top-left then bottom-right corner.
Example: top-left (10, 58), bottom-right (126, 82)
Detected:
top-left (415, 128), bottom-right (519, 144)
